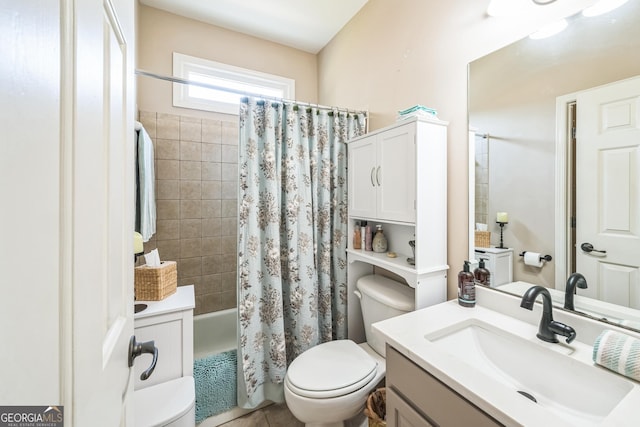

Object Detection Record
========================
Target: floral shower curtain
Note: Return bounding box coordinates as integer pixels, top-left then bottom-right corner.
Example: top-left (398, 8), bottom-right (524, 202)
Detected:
top-left (237, 97), bottom-right (366, 406)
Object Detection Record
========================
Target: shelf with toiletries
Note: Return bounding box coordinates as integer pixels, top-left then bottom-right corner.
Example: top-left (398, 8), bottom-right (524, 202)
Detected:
top-left (346, 117), bottom-right (449, 341)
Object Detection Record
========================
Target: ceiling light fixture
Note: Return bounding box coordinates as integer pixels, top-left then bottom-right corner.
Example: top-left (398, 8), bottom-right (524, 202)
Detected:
top-left (487, 0), bottom-right (558, 17)
top-left (582, 0), bottom-right (628, 17)
top-left (531, 0), bottom-right (558, 4)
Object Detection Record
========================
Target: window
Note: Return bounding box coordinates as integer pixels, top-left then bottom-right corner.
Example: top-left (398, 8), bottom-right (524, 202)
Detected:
top-left (172, 53), bottom-right (295, 114)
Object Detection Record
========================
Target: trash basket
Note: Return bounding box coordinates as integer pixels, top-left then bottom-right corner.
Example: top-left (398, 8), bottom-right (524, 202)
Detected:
top-left (364, 387), bottom-right (386, 427)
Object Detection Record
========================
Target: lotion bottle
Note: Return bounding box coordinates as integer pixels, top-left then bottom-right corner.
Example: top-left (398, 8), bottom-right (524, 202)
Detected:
top-left (474, 258), bottom-right (491, 288)
top-left (458, 261), bottom-right (476, 308)
top-left (353, 222), bottom-right (361, 249)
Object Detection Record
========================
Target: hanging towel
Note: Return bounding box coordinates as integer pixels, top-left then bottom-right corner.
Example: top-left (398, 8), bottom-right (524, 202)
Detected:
top-left (136, 122), bottom-right (156, 242)
top-left (592, 329), bottom-right (640, 381)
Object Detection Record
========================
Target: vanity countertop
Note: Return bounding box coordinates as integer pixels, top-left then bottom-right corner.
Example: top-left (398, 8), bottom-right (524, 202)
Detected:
top-left (373, 288), bottom-right (640, 427)
top-left (134, 284), bottom-right (195, 320)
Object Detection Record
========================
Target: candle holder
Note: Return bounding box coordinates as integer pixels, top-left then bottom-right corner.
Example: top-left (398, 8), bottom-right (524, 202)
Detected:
top-left (496, 221), bottom-right (508, 249)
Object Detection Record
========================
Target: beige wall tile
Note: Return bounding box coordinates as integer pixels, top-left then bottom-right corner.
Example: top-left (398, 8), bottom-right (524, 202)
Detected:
top-left (179, 256), bottom-right (202, 278)
top-left (202, 255), bottom-right (222, 275)
top-left (180, 180), bottom-right (202, 199)
top-left (155, 138), bottom-right (180, 160)
top-left (180, 200), bottom-right (202, 219)
top-left (181, 238), bottom-right (202, 258)
top-left (202, 162), bottom-right (221, 181)
top-left (202, 181), bottom-right (221, 200)
top-left (180, 162), bottom-right (202, 181)
top-left (156, 200), bottom-right (180, 219)
top-left (180, 119), bottom-right (202, 142)
top-left (221, 236), bottom-right (237, 255)
top-left (156, 219), bottom-right (180, 240)
top-left (202, 119), bottom-right (221, 143)
top-left (221, 200), bottom-right (237, 217)
top-left (221, 272), bottom-right (236, 292)
top-left (202, 218), bottom-right (221, 237)
top-left (180, 141), bottom-right (202, 161)
top-left (202, 237), bottom-right (222, 256)
top-left (157, 159), bottom-right (180, 180)
top-left (199, 274), bottom-right (222, 295)
top-left (179, 277), bottom-right (200, 288)
top-left (157, 113), bottom-right (180, 139)
top-left (220, 218), bottom-right (237, 236)
top-left (221, 121), bottom-right (239, 146)
top-left (180, 219), bottom-right (202, 239)
top-left (139, 111), bottom-right (157, 138)
top-left (157, 179), bottom-right (180, 200)
top-left (220, 289), bottom-right (237, 310)
top-left (202, 200), bottom-right (221, 219)
top-left (155, 239), bottom-right (181, 260)
top-left (221, 163), bottom-right (237, 181)
top-left (221, 182), bottom-right (237, 200)
top-left (202, 143), bottom-right (221, 162)
top-left (221, 145), bottom-right (238, 163)
top-left (195, 293), bottom-right (219, 316)
top-left (221, 253), bottom-right (237, 273)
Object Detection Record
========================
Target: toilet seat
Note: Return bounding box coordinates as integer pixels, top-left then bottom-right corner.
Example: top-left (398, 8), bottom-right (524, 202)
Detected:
top-left (134, 376), bottom-right (195, 427)
top-left (285, 340), bottom-right (378, 399)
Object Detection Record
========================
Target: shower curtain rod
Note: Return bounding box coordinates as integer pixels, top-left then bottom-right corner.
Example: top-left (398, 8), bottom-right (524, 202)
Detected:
top-left (135, 69), bottom-right (369, 117)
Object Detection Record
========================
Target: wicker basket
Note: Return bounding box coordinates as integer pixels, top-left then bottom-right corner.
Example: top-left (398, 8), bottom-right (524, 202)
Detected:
top-left (475, 231), bottom-right (491, 248)
top-left (364, 387), bottom-right (386, 427)
top-left (134, 261), bottom-right (177, 301)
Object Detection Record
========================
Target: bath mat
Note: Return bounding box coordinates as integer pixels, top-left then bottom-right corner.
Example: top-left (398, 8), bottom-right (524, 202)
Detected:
top-left (194, 349), bottom-right (237, 423)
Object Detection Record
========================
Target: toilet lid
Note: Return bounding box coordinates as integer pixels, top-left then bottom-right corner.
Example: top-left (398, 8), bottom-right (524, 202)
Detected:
top-left (285, 340), bottom-right (378, 399)
top-left (134, 376), bottom-right (195, 427)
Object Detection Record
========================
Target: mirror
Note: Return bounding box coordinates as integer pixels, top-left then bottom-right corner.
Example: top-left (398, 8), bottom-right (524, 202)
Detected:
top-left (468, 0), bottom-right (640, 332)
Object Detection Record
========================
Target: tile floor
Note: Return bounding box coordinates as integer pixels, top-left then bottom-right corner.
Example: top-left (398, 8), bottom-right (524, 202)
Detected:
top-left (218, 403), bottom-right (303, 427)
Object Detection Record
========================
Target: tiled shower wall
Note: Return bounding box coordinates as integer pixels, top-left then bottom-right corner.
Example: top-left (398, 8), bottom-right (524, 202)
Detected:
top-left (139, 110), bottom-right (238, 315)
top-left (474, 133), bottom-right (489, 226)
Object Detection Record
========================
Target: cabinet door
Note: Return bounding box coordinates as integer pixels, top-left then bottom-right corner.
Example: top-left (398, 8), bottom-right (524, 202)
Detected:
top-left (377, 123), bottom-right (416, 223)
top-left (348, 135), bottom-right (378, 218)
top-left (388, 388), bottom-right (435, 427)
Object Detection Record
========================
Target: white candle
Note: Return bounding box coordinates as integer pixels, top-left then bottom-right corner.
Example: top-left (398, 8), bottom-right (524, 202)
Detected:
top-left (497, 212), bottom-right (508, 223)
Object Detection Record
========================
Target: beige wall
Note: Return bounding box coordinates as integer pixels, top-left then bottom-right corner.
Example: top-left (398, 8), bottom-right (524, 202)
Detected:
top-left (318, 0), bottom-right (597, 298)
top-left (137, 4), bottom-right (318, 119)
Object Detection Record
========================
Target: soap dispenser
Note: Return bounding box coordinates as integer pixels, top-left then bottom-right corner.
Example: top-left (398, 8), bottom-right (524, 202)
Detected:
top-left (458, 261), bottom-right (476, 308)
top-left (372, 224), bottom-right (388, 253)
top-left (474, 258), bottom-right (491, 288)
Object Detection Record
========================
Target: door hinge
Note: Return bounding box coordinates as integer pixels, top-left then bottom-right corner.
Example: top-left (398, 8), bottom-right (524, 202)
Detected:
top-left (571, 216), bottom-right (576, 228)
top-left (571, 127), bottom-right (576, 140)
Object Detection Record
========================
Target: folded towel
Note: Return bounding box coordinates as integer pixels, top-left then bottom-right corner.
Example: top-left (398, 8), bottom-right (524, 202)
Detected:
top-left (398, 105), bottom-right (437, 116)
top-left (592, 329), bottom-right (640, 381)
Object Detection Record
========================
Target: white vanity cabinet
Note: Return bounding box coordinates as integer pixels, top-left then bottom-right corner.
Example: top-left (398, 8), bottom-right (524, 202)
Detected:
top-left (346, 116), bottom-right (448, 341)
top-left (386, 345), bottom-right (502, 427)
top-left (348, 123), bottom-right (416, 223)
top-left (474, 247), bottom-right (514, 287)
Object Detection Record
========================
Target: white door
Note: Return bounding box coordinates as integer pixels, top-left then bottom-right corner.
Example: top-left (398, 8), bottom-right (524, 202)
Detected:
top-left (378, 123), bottom-right (416, 223)
top-left (348, 136), bottom-right (378, 218)
top-left (576, 76), bottom-right (640, 309)
top-left (70, 0), bottom-right (136, 425)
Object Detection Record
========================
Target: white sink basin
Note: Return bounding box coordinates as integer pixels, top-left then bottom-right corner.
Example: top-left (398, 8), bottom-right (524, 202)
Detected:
top-left (425, 319), bottom-right (634, 426)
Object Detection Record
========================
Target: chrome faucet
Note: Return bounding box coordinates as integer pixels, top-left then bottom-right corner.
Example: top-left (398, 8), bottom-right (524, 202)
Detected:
top-left (520, 285), bottom-right (576, 344)
top-left (564, 272), bottom-right (588, 311)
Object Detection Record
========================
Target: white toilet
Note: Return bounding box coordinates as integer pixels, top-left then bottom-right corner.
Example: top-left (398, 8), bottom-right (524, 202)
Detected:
top-left (133, 285), bottom-right (196, 427)
top-left (284, 275), bottom-right (415, 427)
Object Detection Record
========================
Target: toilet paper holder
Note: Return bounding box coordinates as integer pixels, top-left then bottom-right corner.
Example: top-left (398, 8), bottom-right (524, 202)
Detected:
top-left (519, 251), bottom-right (552, 262)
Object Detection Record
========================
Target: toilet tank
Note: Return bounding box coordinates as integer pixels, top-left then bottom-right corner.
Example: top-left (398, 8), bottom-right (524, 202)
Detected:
top-left (356, 275), bottom-right (415, 356)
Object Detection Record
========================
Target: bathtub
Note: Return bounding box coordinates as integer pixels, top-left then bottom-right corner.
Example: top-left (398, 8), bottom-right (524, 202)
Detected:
top-left (193, 308), bottom-right (265, 426)
top-left (194, 308), bottom-right (237, 360)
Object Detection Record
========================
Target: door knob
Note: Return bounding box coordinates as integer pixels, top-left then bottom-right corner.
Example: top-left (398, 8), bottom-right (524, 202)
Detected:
top-left (128, 335), bottom-right (158, 381)
top-left (580, 242), bottom-right (606, 254)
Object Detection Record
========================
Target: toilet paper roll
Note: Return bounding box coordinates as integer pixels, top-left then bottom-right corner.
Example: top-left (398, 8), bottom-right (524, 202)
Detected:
top-left (524, 252), bottom-right (544, 268)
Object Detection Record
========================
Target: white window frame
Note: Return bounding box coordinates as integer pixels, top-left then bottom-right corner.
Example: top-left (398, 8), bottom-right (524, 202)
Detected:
top-left (172, 52), bottom-right (295, 115)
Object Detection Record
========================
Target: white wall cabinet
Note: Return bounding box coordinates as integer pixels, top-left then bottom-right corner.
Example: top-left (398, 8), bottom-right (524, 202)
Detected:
top-left (349, 124), bottom-right (416, 223)
top-left (347, 117), bottom-right (448, 342)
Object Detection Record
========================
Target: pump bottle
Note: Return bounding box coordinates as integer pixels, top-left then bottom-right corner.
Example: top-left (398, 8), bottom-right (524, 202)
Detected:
top-left (458, 261), bottom-right (476, 308)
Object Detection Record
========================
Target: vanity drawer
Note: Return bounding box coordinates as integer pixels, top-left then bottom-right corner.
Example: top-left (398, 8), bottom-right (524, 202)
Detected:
top-left (386, 345), bottom-right (503, 427)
